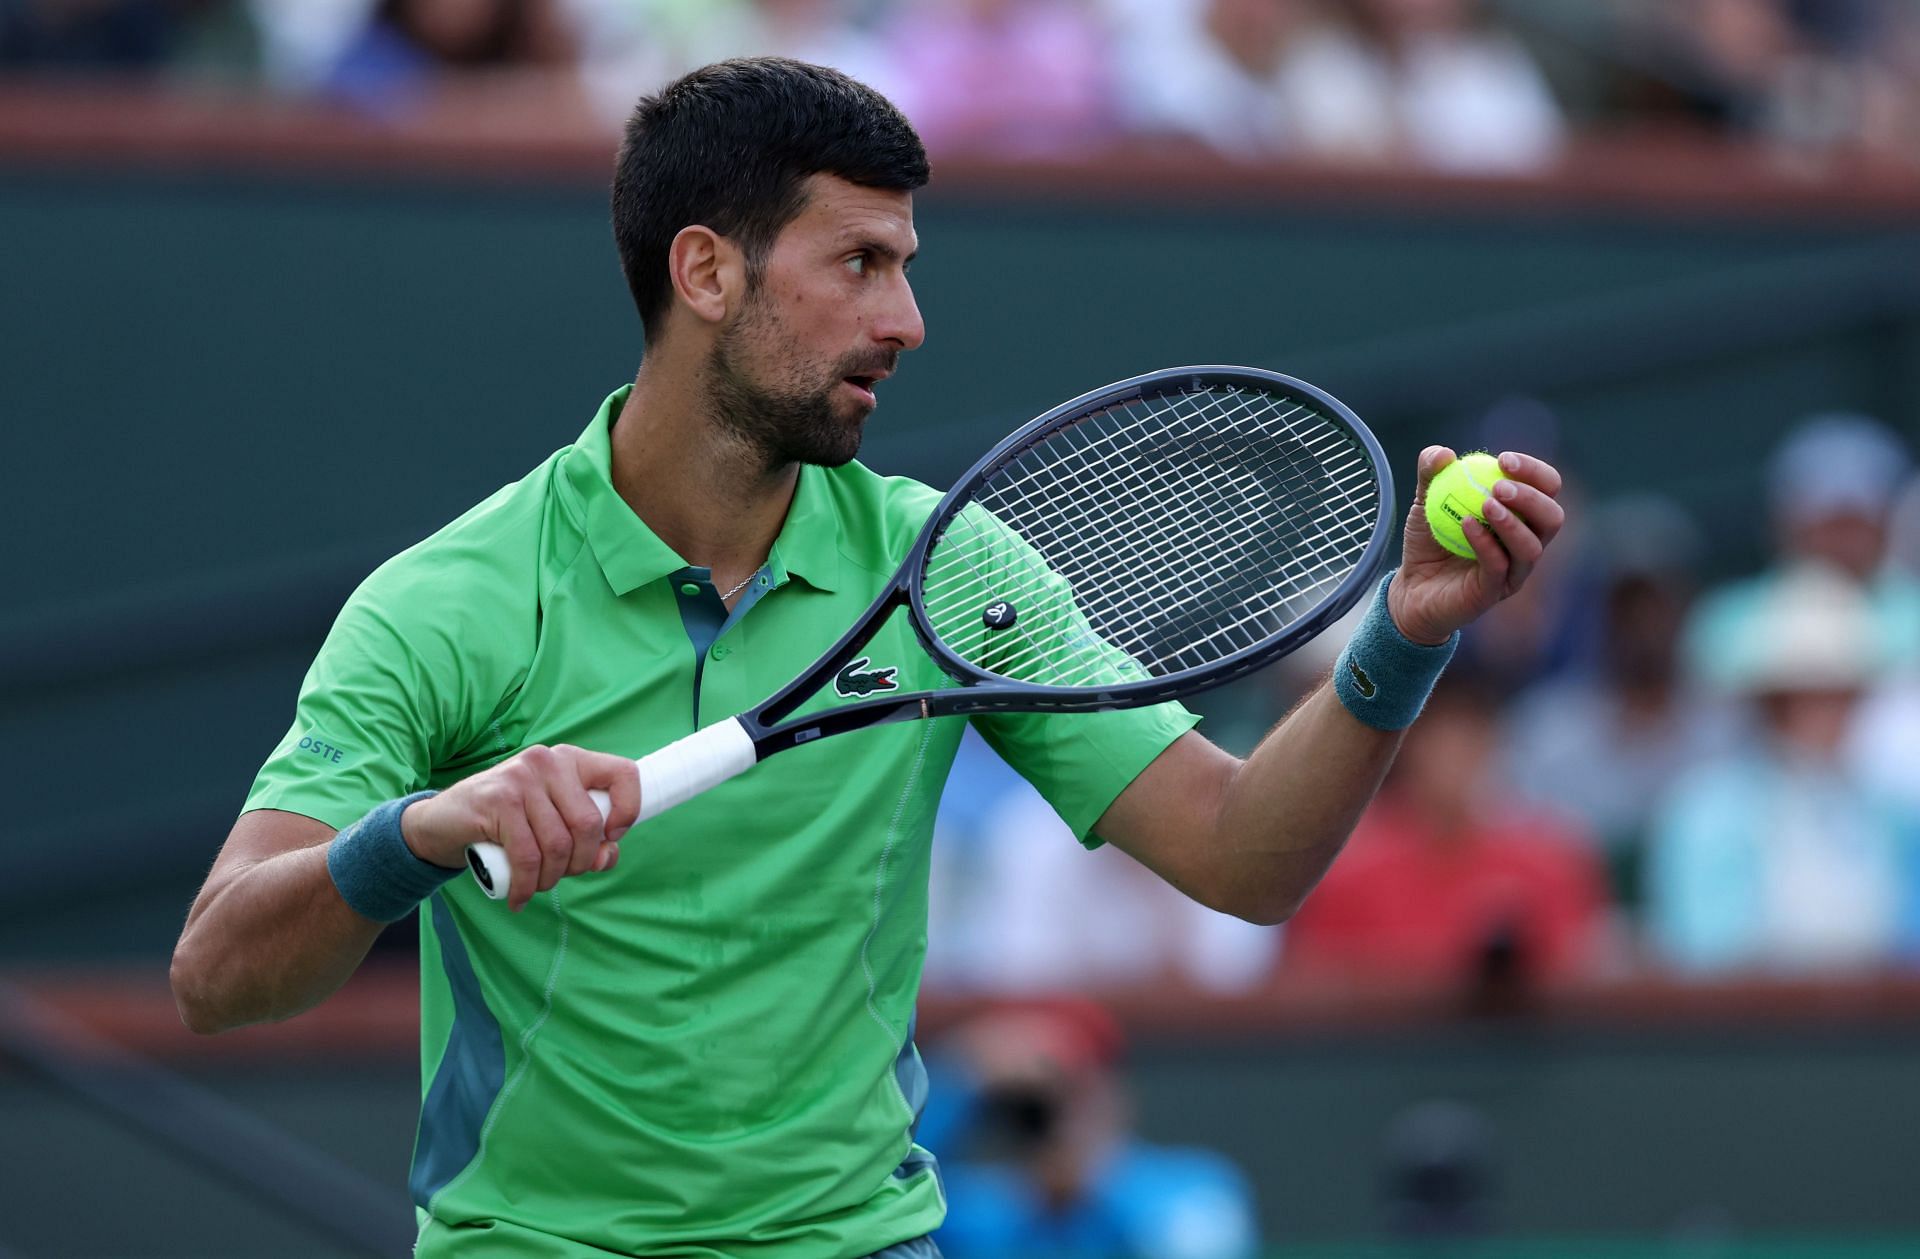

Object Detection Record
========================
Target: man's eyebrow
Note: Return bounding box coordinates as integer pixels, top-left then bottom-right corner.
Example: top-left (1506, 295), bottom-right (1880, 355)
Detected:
top-left (842, 234), bottom-right (919, 265)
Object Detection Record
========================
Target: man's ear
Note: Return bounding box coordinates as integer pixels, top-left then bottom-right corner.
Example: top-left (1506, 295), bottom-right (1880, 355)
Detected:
top-left (666, 225), bottom-right (747, 327)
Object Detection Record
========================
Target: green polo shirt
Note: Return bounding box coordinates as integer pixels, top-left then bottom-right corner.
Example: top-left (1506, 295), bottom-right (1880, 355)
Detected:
top-left (245, 386), bottom-right (1199, 1259)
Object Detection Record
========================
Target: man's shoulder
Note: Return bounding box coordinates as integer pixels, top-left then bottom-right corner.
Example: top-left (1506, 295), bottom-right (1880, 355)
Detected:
top-left (345, 447), bottom-right (574, 647)
top-left (816, 459), bottom-right (945, 573)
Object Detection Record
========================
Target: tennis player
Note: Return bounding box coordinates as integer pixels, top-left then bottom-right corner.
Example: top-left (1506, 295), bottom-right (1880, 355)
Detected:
top-left (171, 57), bottom-right (1563, 1259)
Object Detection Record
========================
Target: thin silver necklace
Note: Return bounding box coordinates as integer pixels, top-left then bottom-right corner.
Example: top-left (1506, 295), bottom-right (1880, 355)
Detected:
top-left (719, 571), bottom-right (756, 601)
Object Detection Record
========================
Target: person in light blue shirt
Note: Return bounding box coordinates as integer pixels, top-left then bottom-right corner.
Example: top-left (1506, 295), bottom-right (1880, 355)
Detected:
top-left (923, 1002), bottom-right (1259, 1259)
top-left (1651, 565), bottom-right (1920, 973)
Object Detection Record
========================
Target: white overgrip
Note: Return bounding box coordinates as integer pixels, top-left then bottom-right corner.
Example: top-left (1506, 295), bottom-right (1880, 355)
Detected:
top-left (467, 718), bottom-right (760, 900)
top-left (617, 717), bottom-right (759, 822)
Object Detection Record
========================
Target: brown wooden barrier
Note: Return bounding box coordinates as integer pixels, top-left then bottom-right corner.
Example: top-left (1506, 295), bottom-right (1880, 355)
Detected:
top-left (2, 78), bottom-right (1918, 220)
top-left (13, 963), bottom-right (1920, 1064)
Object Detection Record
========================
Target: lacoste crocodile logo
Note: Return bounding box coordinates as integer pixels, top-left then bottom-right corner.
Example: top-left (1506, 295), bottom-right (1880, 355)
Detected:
top-left (834, 656), bottom-right (900, 698)
top-left (1347, 659), bottom-right (1377, 699)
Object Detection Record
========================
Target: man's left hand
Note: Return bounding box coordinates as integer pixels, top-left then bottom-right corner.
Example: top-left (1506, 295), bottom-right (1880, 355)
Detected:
top-left (1387, 446), bottom-right (1566, 646)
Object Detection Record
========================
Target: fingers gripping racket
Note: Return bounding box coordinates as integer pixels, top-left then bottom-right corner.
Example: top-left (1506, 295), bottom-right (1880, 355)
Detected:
top-left (468, 366), bottom-right (1394, 898)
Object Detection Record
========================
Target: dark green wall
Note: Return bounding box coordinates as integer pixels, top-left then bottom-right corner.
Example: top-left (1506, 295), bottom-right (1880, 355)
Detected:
top-left (6, 1023), bottom-right (1920, 1253)
top-left (6, 169), bottom-right (1912, 617)
top-left (4, 164), bottom-right (1917, 953)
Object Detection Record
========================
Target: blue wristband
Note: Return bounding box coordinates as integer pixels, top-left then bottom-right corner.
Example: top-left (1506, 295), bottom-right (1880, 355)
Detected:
top-left (326, 791), bottom-right (454, 923)
top-left (1332, 571), bottom-right (1458, 731)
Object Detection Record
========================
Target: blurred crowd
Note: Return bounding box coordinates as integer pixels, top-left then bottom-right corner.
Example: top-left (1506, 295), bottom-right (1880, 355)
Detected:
top-left (4, 0), bottom-right (1920, 169)
top-left (930, 407), bottom-right (1920, 997)
top-left (921, 404), bottom-right (1920, 1250)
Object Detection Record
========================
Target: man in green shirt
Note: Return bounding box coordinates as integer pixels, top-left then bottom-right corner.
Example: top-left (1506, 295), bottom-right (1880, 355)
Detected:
top-left (170, 58), bottom-right (1564, 1259)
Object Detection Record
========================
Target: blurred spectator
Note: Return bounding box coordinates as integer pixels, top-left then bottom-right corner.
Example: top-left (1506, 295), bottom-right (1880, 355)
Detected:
top-left (1103, 0), bottom-right (1314, 158)
top-left (881, 0), bottom-right (1114, 158)
top-left (1111, 0), bottom-right (1568, 170)
top-left (752, 0), bottom-right (894, 88)
top-left (15, 0), bottom-right (1918, 166)
top-left (564, 0), bottom-right (762, 123)
top-left (1, 0), bottom-right (255, 77)
top-left (924, 1001), bottom-right (1259, 1259)
top-left (1285, 670), bottom-right (1610, 986)
top-left (247, 0), bottom-right (371, 91)
top-left (1504, 495), bottom-right (1741, 907)
top-left (1648, 564), bottom-right (1920, 975)
top-left (1848, 674), bottom-right (1920, 816)
top-left (1858, 454), bottom-right (1920, 810)
top-left (1886, 467), bottom-right (1920, 586)
top-left (927, 730), bottom-right (1277, 995)
top-left (1279, 0), bottom-right (1566, 171)
top-left (322, 0), bottom-right (575, 114)
top-left (1381, 1099), bottom-right (1496, 1237)
top-left (563, 0), bottom-right (901, 129)
top-left (1683, 413), bottom-right (1920, 692)
top-left (1621, 0), bottom-right (1920, 164)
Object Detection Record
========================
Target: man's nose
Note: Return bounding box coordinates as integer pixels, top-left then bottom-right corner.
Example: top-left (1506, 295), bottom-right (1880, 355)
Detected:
top-left (876, 275), bottom-right (925, 352)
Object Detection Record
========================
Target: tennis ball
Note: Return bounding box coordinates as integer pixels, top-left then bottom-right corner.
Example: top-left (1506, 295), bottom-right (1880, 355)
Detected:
top-left (1424, 452), bottom-right (1507, 559)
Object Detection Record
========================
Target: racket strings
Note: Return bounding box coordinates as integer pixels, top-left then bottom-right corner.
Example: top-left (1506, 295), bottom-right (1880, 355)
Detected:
top-left (928, 406), bottom-right (1365, 663)
top-left (929, 390), bottom-right (1311, 612)
top-left (960, 390), bottom-right (1370, 598)
top-left (1019, 396), bottom-right (1374, 640)
top-left (921, 382), bottom-right (1382, 689)
top-left (924, 389), bottom-right (1373, 684)
top-left (933, 389), bottom-right (1369, 615)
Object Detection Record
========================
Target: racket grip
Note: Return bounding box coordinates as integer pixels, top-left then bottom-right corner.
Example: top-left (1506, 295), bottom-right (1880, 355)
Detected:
top-left (466, 719), bottom-right (759, 900)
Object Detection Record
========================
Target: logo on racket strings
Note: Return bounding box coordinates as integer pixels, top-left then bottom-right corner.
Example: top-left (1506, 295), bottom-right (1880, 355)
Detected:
top-left (835, 656), bottom-right (900, 698)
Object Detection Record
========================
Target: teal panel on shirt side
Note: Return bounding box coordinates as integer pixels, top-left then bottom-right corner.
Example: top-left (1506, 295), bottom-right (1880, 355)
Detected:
top-left (410, 895), bottom-right (506, 1211)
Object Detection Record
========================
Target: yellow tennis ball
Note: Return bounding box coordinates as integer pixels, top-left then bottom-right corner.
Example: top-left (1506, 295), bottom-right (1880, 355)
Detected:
top-left (1424, 451), bottom-right (1508, 559)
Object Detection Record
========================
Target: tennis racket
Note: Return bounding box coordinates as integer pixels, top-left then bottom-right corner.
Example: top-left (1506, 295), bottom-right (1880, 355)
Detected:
top-left (468, 365), bottom-right (1394, 898)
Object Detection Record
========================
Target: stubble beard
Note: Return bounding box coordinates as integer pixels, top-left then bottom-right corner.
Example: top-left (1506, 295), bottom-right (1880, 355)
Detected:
top-left (707, 300), bottom-right (871, 473)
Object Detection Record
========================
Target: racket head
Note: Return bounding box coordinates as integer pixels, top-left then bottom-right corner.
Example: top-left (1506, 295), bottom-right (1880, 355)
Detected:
top-left (906, 365), bottom-right (1394, 710)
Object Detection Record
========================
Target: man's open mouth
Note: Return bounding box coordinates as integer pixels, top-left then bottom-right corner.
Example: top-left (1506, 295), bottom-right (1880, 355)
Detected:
top-left (842, 372), bottom-right (885, 404)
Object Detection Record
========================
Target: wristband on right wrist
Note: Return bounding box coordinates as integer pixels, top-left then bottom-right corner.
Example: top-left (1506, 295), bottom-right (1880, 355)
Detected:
top-left (326, 791), bottom-right (453, 923)
top-left (1331, 570), bottom-right (1458, 731)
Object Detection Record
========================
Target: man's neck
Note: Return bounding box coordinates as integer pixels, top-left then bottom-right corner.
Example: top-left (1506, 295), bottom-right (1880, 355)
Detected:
top-left (608, 361), bottom-right (799, 590)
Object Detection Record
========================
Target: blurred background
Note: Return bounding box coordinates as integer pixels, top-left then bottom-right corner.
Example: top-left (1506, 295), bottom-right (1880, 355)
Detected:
top-left (5, 0), bottom-right (1920, 1255)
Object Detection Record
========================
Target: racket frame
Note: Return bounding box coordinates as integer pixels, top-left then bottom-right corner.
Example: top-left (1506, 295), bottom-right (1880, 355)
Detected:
top-left (739, 365), bottom-right (1395, 760)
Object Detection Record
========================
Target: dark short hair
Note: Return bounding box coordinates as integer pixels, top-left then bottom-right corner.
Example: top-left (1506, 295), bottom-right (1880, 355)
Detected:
top-left (612, 57), bottom-right (930, 342)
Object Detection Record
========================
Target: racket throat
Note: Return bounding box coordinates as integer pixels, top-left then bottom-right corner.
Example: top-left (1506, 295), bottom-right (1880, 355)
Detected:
top-left (751, 694), bottom-right (934, 758)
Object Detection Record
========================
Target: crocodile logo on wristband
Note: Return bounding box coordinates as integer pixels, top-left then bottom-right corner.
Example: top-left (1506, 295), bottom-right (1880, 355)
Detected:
top-left (1347, 659), bottom-right (1377, 699)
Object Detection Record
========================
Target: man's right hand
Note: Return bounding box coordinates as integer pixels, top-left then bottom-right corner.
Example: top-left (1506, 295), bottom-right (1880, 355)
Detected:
top-left (401, 745), bottom-right (643, 911)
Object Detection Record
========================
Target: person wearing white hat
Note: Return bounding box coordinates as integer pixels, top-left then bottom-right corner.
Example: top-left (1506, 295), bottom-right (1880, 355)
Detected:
top-left (1649, 565), bottom-right (1920, 974)
top-left (1683, 412), bottom-right (1920, 692)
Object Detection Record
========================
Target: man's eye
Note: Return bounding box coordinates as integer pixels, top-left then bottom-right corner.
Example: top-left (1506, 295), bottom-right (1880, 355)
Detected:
top-left (845, 253), bottom-right (867, 276)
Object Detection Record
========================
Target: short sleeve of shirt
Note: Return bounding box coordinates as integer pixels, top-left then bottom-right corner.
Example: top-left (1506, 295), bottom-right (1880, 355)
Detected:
top-left (243, 581), bottom-right (462, 831)
top-left (937, 499), bottom-right (1202, 848)
top-left (972, 701), bottom-right (1200, 850)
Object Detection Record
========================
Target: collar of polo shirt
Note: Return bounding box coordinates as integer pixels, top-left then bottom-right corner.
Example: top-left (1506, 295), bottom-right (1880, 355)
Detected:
top-left (562, 385), bottom-right (843, 598)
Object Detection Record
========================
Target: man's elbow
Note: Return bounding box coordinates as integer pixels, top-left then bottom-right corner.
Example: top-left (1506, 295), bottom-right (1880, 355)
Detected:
top-left (1182, 871), bottom-right (1305, 926)
top-left (1197, 855), bottom-right (1339, 925)
top-left (169, 939), bottom-right (234, 1036)
top-left (1217, 886), bottom-right (1305, 927)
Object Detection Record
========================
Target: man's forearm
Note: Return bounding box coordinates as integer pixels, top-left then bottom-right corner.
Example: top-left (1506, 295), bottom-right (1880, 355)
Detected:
top-left (171, 844), bottom-right (384, 1035)
top-left (1209, 679), bottom-right (1405, 923)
